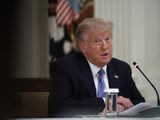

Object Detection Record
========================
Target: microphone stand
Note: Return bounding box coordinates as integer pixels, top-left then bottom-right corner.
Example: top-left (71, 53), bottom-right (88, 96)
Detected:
top-left (133, 62), bottom-right (160, 106)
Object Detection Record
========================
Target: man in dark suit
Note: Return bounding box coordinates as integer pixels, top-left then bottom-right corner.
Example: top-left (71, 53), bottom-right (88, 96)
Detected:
top-left (48, 18), bottom-right (145, 117)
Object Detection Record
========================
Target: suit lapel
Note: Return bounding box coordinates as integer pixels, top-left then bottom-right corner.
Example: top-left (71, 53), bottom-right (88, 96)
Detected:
top-left (107, 60), bottom-right (119, 88)
top-left (76, 53), bottom-right (97, 97)
top-left (75, 54), bottom-right (120, 96)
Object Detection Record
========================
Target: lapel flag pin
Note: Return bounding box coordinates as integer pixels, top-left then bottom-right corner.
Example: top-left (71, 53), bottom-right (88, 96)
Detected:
top-left (114, 75), bottom-right (119, 79)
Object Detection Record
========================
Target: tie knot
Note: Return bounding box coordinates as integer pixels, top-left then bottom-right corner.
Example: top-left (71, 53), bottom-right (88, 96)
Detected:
top-left (98, 69), bottom-right (105, 78)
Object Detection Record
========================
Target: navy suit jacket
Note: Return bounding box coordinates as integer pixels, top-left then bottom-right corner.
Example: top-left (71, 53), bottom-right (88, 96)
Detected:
top-left (48, 52), bottom-right (145, 117)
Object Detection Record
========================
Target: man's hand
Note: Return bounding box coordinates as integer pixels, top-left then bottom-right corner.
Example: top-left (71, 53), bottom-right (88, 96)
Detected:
top-left (117, 96), bottom-right (133, 110)
top-left (99, 96), bottom-right (133, 115)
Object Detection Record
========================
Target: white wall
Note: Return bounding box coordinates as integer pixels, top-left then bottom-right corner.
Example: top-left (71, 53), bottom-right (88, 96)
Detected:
top-left (95, 0), bottom-right (160, 105)
top-left (10, 0), bottom-right (49, 78)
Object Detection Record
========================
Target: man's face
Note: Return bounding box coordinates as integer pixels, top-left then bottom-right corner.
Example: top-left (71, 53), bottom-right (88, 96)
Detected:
top-left (80, 30), bottom-right (113, 68)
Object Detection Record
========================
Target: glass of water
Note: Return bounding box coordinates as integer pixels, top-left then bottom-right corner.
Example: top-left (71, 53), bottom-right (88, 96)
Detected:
top-left (104, 88), bottom-right (119, 117)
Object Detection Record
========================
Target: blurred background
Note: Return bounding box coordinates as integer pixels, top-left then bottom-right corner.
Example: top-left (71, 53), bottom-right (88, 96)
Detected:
top-left (1, 0), bottom-right (160, 119)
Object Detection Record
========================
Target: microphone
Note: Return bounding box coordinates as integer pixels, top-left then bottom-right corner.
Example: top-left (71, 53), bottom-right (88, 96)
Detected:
top-left (133, 62), bottom-right (160, 106)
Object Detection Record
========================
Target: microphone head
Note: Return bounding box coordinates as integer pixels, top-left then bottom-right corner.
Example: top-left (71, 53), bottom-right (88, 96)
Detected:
top-left (133, 62), bottom-right (137, 66)
top-left (133, 61), bottom-right (139, 68)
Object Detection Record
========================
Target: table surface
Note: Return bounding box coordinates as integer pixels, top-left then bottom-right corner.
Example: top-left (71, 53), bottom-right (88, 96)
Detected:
top-left (11, 117), bottom-right (160, 120)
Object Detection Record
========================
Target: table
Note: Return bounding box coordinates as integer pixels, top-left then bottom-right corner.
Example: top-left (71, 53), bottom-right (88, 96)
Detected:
top-left (11, 117), bottom-right (160, 120)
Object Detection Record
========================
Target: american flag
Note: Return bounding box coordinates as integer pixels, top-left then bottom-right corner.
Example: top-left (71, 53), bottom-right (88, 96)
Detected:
top-left (56, 0), bottom-right (81, 26)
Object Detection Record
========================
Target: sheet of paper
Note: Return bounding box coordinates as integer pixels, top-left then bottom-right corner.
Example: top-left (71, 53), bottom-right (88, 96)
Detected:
top-left (118, 102), bottom-right (153, 117)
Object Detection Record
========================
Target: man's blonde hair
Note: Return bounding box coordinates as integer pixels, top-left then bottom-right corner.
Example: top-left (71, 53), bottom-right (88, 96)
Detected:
top-left (75, 18), bottom-right (113, 50)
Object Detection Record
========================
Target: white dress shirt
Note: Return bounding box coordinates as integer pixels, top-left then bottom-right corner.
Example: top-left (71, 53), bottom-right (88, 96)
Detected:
top-left (87, 60), bottom-right (109, 97)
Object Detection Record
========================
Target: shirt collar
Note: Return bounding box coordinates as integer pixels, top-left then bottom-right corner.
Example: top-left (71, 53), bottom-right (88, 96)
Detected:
top-left (87, 60), bottom-right (107, 76)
